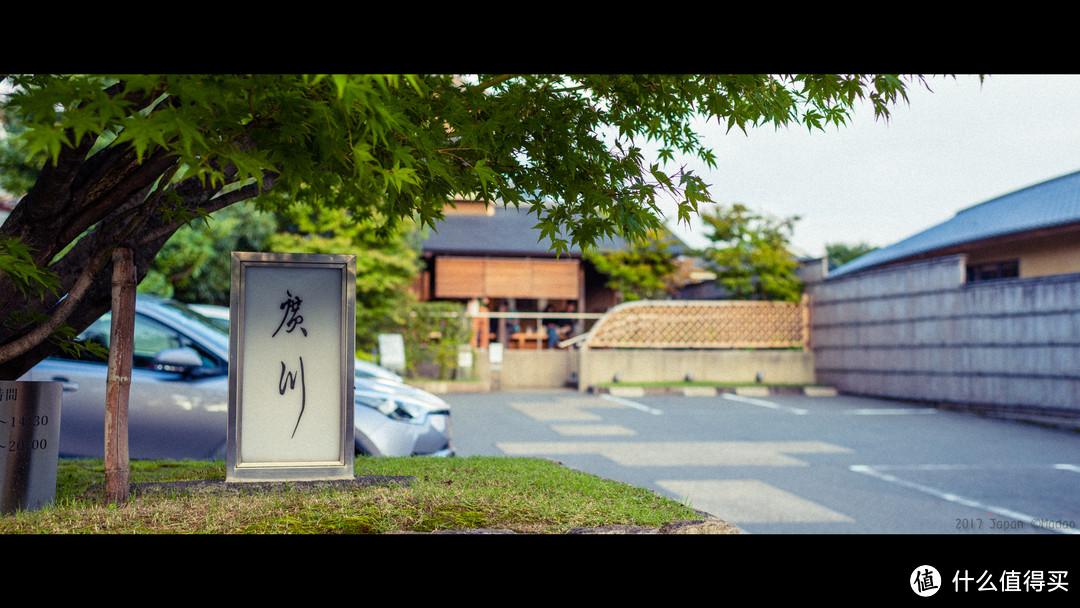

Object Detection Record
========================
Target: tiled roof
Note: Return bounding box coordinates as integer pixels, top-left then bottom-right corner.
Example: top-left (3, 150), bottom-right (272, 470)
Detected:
top-left (421, 203), bottom-right (633, 257)
top-left (829, 170), bottom-right (1080, 278)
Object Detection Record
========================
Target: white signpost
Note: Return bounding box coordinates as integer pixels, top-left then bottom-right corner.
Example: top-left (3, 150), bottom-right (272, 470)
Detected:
top-left (227, 252), bottom-right (356, 482)
top-left (377, 333), bottom-right (406, 375)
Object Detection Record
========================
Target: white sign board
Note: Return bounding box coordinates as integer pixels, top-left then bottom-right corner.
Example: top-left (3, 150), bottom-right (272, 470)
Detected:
top-left (227, 252), bottom-right (355, 481)
top-left (377, 333), bottom-right (406, 374)
top-left (488, 342), bottom-right (503, 370)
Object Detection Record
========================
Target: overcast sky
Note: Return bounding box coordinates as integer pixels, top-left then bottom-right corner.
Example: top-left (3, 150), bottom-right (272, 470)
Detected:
top-left (659, 74), bottom-right (1080, 258)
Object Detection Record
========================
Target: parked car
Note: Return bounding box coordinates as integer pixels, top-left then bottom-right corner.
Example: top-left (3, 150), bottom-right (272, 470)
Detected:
top-left (187, 303), bottom-right (407, 383)
top-left (18, 297), bottom-right (453, 459)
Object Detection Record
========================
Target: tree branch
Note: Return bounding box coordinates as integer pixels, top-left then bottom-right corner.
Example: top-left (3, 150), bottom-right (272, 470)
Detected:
top-left (473, 74), bottom-right (522, 92)
top-left (0, 236), bottom-right (113, 364)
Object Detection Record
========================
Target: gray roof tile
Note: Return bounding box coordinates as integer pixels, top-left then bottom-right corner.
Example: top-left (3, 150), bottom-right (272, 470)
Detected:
top-left (422, 204), bottom-right (630, 257)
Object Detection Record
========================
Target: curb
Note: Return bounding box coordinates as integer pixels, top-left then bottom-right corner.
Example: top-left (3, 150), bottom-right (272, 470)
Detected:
top-left (596, 385), bottom-right (840, 398)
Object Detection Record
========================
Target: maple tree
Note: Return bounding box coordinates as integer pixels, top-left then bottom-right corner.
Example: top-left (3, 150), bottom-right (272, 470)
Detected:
top-left (0, 74), bottom-right (922, 378)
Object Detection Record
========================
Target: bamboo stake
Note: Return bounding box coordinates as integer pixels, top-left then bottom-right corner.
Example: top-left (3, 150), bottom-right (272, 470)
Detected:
top-left (104, 248), bottom-right (135, 505)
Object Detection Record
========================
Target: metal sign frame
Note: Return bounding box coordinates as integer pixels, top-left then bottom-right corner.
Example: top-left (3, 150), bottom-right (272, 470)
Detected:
top-left (227, 252), bottom-right (356, 481)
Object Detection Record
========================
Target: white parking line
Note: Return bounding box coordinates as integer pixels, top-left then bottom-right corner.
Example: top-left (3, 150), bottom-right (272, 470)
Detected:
top-left (657, 479), bottom-right (854, 524)
top-left (850, 464), bottom-right (1080, 535)
top-left (496, 440), bottom-right (851, 466)
top-left (846, 408), bottom-right (938, 415)
top-left (549, 424), bottom-right (637, 436)
top-left (721, 393), bottom-right (808, 415)
top-left (599, 393), bottom-right (663, 415)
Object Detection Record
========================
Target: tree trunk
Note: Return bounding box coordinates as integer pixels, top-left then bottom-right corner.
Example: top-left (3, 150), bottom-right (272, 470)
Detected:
top-left (104, 248), bottom-right (136, 505)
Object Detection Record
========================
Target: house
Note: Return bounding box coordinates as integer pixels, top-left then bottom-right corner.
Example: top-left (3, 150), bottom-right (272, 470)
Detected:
top-left (413, 198), bottom-right (819, 390)
top-left (414, 198), bottom-right (627, 347)
top-left (828, 170), bottom-right (1080, 281)
top-left (811, 170), bottom-right (1080, 424)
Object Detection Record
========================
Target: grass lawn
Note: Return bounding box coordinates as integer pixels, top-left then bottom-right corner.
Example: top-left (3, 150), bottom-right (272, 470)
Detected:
top-left (0, 456), bottom-right (704, 534)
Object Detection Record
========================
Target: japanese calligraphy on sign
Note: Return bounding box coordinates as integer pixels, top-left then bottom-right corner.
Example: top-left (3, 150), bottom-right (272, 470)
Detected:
top-left (273, 290), bottom-right (307, 338)
top-left (227, 252), bottom-right (356, 482)
top-left (271, 289), bottom-right (308, 438)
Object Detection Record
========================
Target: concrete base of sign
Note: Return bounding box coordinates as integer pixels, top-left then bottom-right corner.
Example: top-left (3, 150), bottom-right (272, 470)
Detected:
top-left (83, 475), bottom-right (415, 499)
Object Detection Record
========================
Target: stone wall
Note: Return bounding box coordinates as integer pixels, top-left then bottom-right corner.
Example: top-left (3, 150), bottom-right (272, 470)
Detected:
top-left (457, 345), bottom-right (813, 391)
top-left (577, 348), bottom-right (814, 389)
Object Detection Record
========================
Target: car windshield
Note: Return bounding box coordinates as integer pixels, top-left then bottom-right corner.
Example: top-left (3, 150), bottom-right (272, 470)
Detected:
top-left (159, 300), bottom-right (229, 337)
top-left (53, 298), bottom-right (228, 370)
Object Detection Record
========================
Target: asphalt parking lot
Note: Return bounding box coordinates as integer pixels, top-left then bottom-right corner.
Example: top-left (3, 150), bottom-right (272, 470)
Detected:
top-left (444, 389), bottom-right (1080, 535)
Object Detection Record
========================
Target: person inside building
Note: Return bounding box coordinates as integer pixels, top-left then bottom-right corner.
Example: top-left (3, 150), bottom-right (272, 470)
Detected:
top-left (544, 304), bottom-right (560, 349)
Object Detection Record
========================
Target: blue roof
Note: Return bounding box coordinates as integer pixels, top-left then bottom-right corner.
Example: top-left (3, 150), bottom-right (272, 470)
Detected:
top-left (829, 170), bottom-right (1080, 278)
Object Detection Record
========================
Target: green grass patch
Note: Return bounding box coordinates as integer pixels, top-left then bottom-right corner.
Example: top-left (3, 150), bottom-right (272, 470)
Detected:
top-left (0, 456), bottom-right (700, 534)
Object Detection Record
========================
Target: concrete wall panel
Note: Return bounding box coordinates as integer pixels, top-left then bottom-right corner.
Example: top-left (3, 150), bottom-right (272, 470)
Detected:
top-left (813, 256), bottom-right (1080, 417)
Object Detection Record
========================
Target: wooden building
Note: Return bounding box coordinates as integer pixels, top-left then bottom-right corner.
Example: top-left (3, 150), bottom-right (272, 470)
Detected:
top-left (414, 199), bottom-right (624, 348)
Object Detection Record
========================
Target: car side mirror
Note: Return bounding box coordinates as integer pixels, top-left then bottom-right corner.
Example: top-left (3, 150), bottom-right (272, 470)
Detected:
top-left (152, 347), bottom-right (204, 376)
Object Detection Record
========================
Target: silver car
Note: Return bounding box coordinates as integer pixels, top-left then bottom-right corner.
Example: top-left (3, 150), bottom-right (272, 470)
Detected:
top-left (19, 297), bottom-right (453, 459)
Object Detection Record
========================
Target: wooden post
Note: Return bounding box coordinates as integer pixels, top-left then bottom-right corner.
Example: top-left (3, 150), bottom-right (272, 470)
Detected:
top-left (104, 248), bottom-right (135, 505)
top-left (801, 293), bottom-right (811, 349)
top-left (577, 264), bottom-right (586, 336)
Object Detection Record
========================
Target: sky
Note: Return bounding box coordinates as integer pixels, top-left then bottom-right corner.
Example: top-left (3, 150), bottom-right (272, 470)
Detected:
top-left (658, 74), bottom-right (1080, 258)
